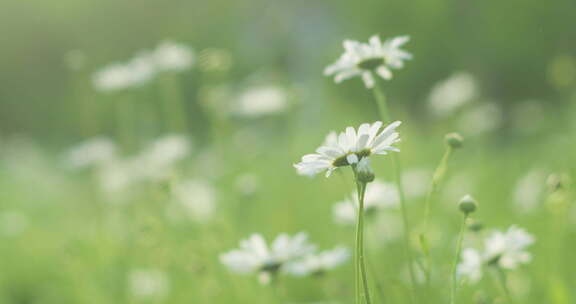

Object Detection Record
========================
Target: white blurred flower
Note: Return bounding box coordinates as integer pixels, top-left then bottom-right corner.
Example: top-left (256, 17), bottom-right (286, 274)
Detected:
top-left (65, 137), bottom-right (117, 169)
top-left (457, 103), bottom-right (503, 136)
top-left (153, 41), bottom-right (194, 72)
top-left (457, 248), bottom-right (483, 284)
top-left (428, 72), bottom-right (478, 117)
top-left (285, 246), bottom-right (350, 276)
top-left (96, 159), bottom-right (137, 198)
top-left (220, 232), bottom-right (316, 284)
top-left (402, 168), bottom-right (431, 199)
top-left (92, 53), bottom-right (156, 92)
top-left (513, 169), bottom-right (546, 213)
top-left (171, 179), bottom-right (217, 223)
top-left (0, 211), bottom-right (29, 237)
top-left (233, 85), bottom-right (288, 117)
top-left (484, 226), bottom-right (535, 270)
top-left (235, 173), bottom-right (260, 196)
top-left (135, 134), bottom-right (191, 180)
top-left (333, 180), bottom-right (399, 225)
top-left (294, 121), bottom-right (401, 177)
top-left (324, 35), bottom-right (412, 88)
top-left (129, 269), bottom-right (169, 299)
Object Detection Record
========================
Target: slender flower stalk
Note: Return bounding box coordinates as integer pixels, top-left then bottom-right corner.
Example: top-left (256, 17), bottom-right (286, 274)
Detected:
top-left (371, 80), bottom-right (417, 296)
top-left (352, 159), bottom-right (374, 304)
top-left (494, 266), bottom-right (515, 303)
top-left (450, 214), bottom-right (468, 304)
top-left (160, 73), bottom-right (187, 133)
top-left (450, 195), bottom-right (477, 304)
top-left (420, 133), bottom-right (463, 284)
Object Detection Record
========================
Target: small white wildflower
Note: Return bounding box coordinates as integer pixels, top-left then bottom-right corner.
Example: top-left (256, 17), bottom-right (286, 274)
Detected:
top-left (129, 269), bottom-right (169, 299)
top-left (171, 179), bottom-right (217, 223)
top-left (402, 168), bottom-right (431, 199)
top-left (234, 85), bottom-right (288, 117)
top-left (324, 35), bottom-right (411, 88)
top-left (457, 248), bottom-right (483, 284)
top-left (484, 226), bottom-right (534, 270)
top-left (65, 137), bottom-right (117, 169)
top-left (294, 121), bottom-right (401, 177)
top-left (285, 246), bottom-right (350, 277)
top-left (153, 41), bottom-right (194, 72)
top-left (135, 134), bottom-right (191, 180)
top-left (428, 72), bottom-right (478, 117)
top-left (235, 173), bottom-right (260, 196)
top-left (457, 102), bottom-right (503, 136)
top-left (220, 232), bottom-right (316, 284)
top-left (513, 169), bottom-right (546, 213)
top-left (333, 180), bottom-right (399, 225)
top-left (92, 52), bottom-right (156, 92)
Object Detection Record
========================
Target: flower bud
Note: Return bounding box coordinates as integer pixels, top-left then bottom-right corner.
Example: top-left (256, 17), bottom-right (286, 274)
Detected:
top-left (445, 133), bottom-right (464, 149)
top-left (356, 158), bottom-right (375, 183)
top-left (466, 218), bottom-right (483, 232)
top-left (459, 194), bottom-right (477, 215)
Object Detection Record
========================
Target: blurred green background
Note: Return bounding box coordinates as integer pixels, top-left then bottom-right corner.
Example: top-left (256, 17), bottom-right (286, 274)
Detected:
top-left (0, 0), bottom-right (576, 303)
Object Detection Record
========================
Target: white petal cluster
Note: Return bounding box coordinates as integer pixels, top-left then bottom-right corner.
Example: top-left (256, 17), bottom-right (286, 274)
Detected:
top-left (92, 41), bottom-right (194, 92)
top-left (233, 85), bottom-right (288, 118)
top-left (170, 179), bottom-right (217, 223)
top-left (456, 248), bottom-right (483, 283)
top-left (324, 35), bottom-right (411, 88)
top-left (128, 269), bottom-right (170, 299)
top-left (484, 226), bottom-right (534, 269)
top-left (153, 41), bottom-right (195, 72)
top-left (220, 233), bottom-right (349, 284)
top-left (428, 72), bottom-right (478, 117)
top-left (285, 246), bottom-right (350, 276)
top-left (458, 226), bottom-right (534, 284)
top-left (333, 180), bottom-right (399, 225)
top-left (220, 232), bottom-right (315, 284)
top-left (64, 137), bottom-right (117, 169)
top-left (294, 121), bottom-right (401, 177)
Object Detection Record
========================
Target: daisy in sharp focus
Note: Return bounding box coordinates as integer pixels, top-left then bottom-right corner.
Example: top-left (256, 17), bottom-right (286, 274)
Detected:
top-left (220, 232), bottom-right (316, 284)
top-left (324, 35), bottom-right (412, 88)
top-left (294, 121), bottom-right (401, 177)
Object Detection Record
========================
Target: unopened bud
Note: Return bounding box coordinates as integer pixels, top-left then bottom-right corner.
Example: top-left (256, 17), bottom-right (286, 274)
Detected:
top-left (459, 194), bottom-right (477, 215)
top-left (466, 218), bottom-right (483, 232)
top-left (445, 133), bottom-right (464, 149)
top-left (356, 158), bottom-right (375, 183)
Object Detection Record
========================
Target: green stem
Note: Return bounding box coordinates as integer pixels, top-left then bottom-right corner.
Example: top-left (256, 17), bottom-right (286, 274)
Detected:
top-left (496, 267), bottom-right (514, 303)
top-left (371, 80), bottom-right (417, 302)
top-left (355, 179), bottom-right (372, 304)
top-left (421, 146), bottom-right (453, 285)
top-left (161, 73), bottom-right (187, 133)
top-left (114, 94), bottom-right (135, 152)
top-left (449, 215), bottom-right (467, 304)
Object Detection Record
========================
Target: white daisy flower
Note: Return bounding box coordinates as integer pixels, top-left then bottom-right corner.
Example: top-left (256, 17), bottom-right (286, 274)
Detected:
top-left (134, 134), bottom-right (191, 180)
top-left (333, 180), bottom-right (399, 225)
top-left (484, 226), bottom-right (535, 270)
top-left (220, 232), bottom-right (316, 284)
top-left (428, 72), bottom-right (478, 118)
top-left (294, 121), bottom-right (401, 177)
top-left (457, 248), bottom-right (483, 284)
top-left (234, 85), bottom-right (288, 118)
top-left (153, 40), bottom-right (194, 72)
top-left (92, 52), bottom-right (156, 92)
top-left (324, 35), bottom-right (412, 88)
top-left (128, 269), bottom-right (169, 299)
top-left (285, 246), bottom-right (350, 276)
top-left (65, 137), bottom-right (117, 169)
top-left (512, 169), bottom-right (546, 213)
top-left (170, 179), bottom-right (217, 223)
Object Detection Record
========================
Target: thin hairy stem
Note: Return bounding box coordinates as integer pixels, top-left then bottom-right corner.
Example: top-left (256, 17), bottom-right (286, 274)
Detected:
top-left (420, 146), bottom-right (453, 285)
top-left (371, 80), bottom-right (416, 302)
top-left (355, 180), bottom-right (372, 304)
top-left (449, 215), bottom-right (468, 304)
